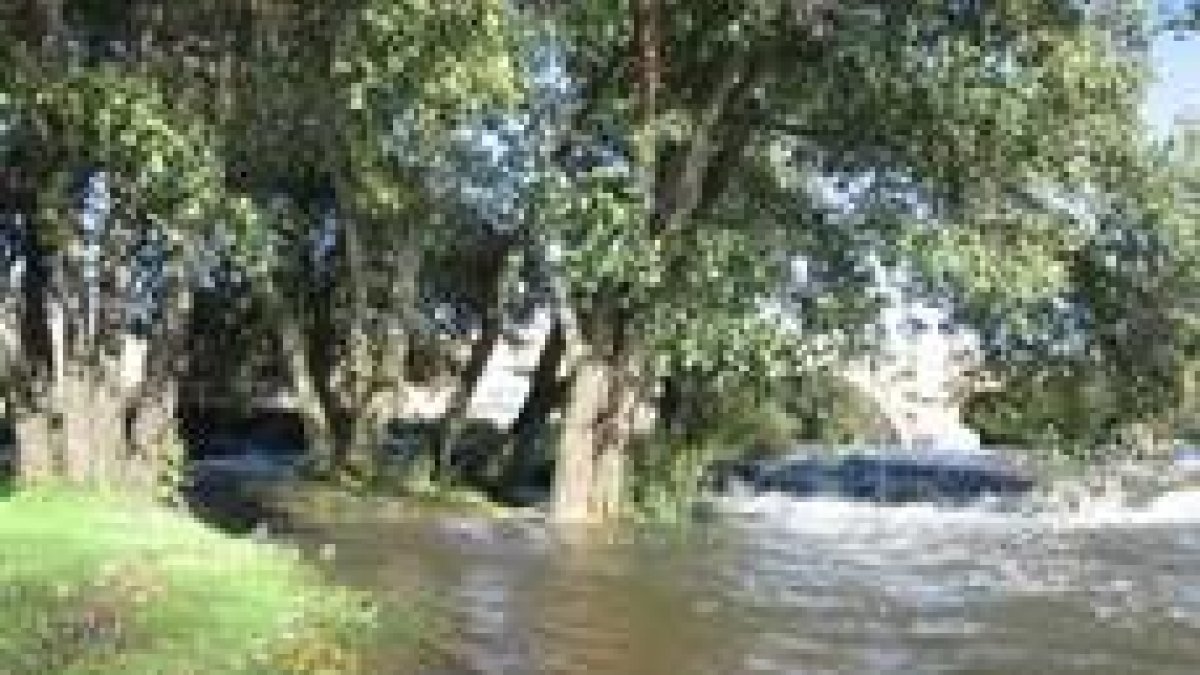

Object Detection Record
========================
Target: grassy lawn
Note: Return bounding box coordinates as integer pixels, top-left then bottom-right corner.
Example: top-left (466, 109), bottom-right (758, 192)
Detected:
top-left (0, 488), bottom-right (429, 674)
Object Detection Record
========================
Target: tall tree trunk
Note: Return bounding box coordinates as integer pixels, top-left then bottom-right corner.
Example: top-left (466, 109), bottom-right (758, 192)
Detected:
top-left (14, 413), bottom-right (55, 483)
top-left (552, 345), bottom-right (640, 521)
top-left (551, 305), bottom-right (642, 521)
top-left (18, 310), bottom-right (155, 488)
top-left (553, 356), bottom-right (603, 521)
top-left (549, 0), bottom-right (763, 519)
top-left (497, 318), bottom-right (565, 492)
top-left (59, 369), bottom-right (129, 486)
top-left (546, 0), bottom-right (661, 521)
top-left (325, 400), bottom-right (384, 482)
top-left (126, 374), bottom-right (180, 491)
top-left (275, 238), bottom-right (421, 481)
top-left (332, 212), bottom-right (375, 476)
top-left (334, 242), bottom-right (421, 481)
top-left (434, 248), bottom-right (508, 484)
top-left (435, 311), bottom-right (502, 484)
top-left (124, 283), bottom-right (193, 494)
top-left (278, 316), bottom-right (337, 474)
top-left (38, 259), bottom-right (127, 487)
top-left (11, 250), bottom-right (55, 483)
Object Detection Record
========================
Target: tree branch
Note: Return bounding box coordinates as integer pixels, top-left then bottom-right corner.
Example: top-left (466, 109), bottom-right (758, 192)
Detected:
top-left (655, 57), bottom-right (748, 233)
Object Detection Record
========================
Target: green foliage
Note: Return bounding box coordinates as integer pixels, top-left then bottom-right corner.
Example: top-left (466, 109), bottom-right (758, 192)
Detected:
top-left (10, 66), bottom-right (224, 248)
top-left (152, 434), bottom-right (189, 505)
top-left (781, 373), bottom-right (898, 445)
top-left (963, 120), bottom-right (1200, 452)
top-left (0, 0), bottom-right (1192, 497)
top-left (963, 371), bottom-right (1125, 456)
top-left (628, 402), bottom-right (799, 521)
top-left (348, 0), bottom-right (523, 114)
top-left (628, 434), bottom-right (712, 523)
top-left (535, 0), bottom-right (1156, 412)
top-left (628, 372), bottom-right (893, 519)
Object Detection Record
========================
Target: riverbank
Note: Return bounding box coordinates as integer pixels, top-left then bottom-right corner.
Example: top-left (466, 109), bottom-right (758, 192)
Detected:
top-left (0, 488), bottom-right (434, 674)
top-left (184, 459), bottom-right (523, 531)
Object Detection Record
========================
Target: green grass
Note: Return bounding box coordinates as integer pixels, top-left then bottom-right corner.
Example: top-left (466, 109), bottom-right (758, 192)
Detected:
top-left (0, 488), bottom-right (429, 674)
top-left (258, 476), bottom-right (513, 525)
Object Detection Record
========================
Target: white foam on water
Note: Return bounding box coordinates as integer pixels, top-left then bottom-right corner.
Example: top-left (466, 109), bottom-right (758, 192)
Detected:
top-left (711, 493), bottom-right (1022, 534)
top-left (1049, 488), bottom-right (1200, 528)
top-left (712, 487), bottom-right (1200, 535)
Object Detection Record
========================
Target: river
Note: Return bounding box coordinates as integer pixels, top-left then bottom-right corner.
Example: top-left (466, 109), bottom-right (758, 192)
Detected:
top-left (265, 490), bottom-right (1200, 675)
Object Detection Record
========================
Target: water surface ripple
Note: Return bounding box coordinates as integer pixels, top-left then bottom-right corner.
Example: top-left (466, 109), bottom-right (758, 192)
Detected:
top-left (298, 493), bottom-right (1200, 675)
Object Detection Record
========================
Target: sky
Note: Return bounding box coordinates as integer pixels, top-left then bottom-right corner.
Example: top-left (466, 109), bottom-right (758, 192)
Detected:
top-left (1147, 31), bottom-right (1200, 134)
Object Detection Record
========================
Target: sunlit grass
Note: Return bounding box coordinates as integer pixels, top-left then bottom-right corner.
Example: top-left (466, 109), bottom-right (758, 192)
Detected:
top-left (0, 489), bottom-right (427, 674)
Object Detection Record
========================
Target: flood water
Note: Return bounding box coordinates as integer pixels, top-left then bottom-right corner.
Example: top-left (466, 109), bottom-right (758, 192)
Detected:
top-left (265, 490), bottom-right (1200, 675)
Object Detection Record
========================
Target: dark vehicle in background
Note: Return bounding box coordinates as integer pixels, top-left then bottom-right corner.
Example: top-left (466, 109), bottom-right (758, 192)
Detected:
top-left (706, 450), bottom-right (1034, 506)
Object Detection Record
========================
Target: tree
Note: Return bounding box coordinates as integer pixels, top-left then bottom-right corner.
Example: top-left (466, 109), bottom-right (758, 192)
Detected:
top-left (962, 117), bottom-right (1199, 457)
top-left (1172, 117), bottom-right (1200, 443)
top-left (1, 5), bottom-right (227, 487)
top-left (0, 0), bottom-right (524, 486)
top-left (527, 0), bottom-right (1152, 519)
top-left (205, 0), bottom-right (525, 480)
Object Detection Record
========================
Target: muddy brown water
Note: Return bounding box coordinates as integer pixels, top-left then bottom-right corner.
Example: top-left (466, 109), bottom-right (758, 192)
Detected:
top-left (251, 493), bottom-right (1200, 675)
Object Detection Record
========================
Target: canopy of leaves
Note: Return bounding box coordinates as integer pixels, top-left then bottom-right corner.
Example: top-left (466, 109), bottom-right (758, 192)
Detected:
top-left (963, 119), bottom-right (1199, 447)
top-left (530, 0), bottom-right (1153, 397)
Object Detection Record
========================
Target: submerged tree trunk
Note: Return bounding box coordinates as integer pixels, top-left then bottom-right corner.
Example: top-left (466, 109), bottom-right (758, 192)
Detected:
top-left (547, 0), bottom-right (660, 521)
top-left (553, 357), bottom-right (604, 521)
top-left (552, 351), bottom-right (641, 521)
top-left (551, 311), bottom-right (642, 521)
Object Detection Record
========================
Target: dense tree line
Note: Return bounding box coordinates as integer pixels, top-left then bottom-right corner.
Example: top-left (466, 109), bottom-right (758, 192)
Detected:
top-left (1, 1), bottom-right (1196, 519)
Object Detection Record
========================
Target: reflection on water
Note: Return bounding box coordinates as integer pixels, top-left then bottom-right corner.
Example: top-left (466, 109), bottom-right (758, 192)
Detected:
top-left (283, 493), bottom-right (1200, 675)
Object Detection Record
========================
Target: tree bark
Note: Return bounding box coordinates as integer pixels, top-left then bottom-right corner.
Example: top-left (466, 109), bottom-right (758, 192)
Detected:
top-left (434, 247), bottom-right (510, 484)
top-left (435, 311), bottom-right (502, 484)
top-left (550, 290), bottom-right (644, 521)
top-left (336, 242), bottom-right (421, 480)
top-left (553, 358), bottom-right (602, 521)
top-left (278, 316), bottom-right (337, 474)
top-left (123, 282), bottom-right (193, 493)
top-left (14, 412), bottom-right (55, 484)
top-left (9, 243), bottom-right (55, 482)
top-left (546, 0), bottom-right (662, 522)
top-left (16, 323), bottom-right (157, 488)
top-left (552, 343), bottom-right (640, 521)
top-left (275, 236), bottom-right (421, 481)
top-left (484, 317), bottom-right (565, 500)
top-left (507, 319), bottom-right (565, 448)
